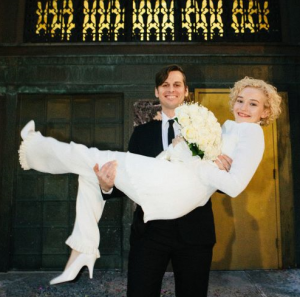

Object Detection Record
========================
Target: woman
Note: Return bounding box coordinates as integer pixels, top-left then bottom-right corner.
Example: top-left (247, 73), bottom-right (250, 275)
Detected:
top-left (18, 77), bottom-right (281, 285)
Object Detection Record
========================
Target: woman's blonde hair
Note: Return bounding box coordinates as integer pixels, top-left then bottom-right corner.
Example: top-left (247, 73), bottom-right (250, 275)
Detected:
top-left (229, 77), bottom-right (282, 126)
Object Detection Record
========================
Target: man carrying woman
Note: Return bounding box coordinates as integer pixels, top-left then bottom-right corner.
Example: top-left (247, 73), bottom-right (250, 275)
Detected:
top-left (19, 65), bottom-right (281, 297)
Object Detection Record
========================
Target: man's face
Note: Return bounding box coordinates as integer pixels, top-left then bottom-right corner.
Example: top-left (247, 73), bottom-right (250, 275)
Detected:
top-left (155, 71), bottom-right (188, 115)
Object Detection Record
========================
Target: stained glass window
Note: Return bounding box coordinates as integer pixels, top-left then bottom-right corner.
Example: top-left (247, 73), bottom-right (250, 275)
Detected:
top-left (24, 0), bottom-right (281, 42)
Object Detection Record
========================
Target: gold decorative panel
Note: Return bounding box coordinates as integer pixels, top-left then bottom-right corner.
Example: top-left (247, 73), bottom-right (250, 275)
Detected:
top-left (133, 0), bottom-right (174, 41)
top-left (232, 0), bottom-right (270, 33)
top-left (28, 0), bottom-right (280, 42)
top-left (181, 0), bottom-right (223, 40)
top-left (82, 0), bottom-right (125, 41)
top-left (36, 0), bottom-right (75, 40)
top-left (82, 0), bottom-right (98, 41)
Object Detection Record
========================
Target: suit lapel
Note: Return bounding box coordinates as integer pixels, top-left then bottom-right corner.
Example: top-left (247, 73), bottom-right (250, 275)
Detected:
top-left (152, 121), bottom-right (164, 155)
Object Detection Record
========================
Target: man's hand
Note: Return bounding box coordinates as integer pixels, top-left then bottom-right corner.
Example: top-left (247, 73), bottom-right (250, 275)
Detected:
top-left (93, 161), bottom-right (117, 192)
top-left (214, 154), bottom-right (232, 172)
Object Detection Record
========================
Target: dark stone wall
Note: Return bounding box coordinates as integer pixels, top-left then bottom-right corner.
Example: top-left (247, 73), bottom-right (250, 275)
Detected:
top-left (0, 95), bottom-right (6, 270)
top-left (279, 0), bottom-right (300, 44)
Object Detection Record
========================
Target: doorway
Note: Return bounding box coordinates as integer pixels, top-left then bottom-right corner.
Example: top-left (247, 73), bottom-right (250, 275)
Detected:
top-left (195, 88), bottom-right (281, 269)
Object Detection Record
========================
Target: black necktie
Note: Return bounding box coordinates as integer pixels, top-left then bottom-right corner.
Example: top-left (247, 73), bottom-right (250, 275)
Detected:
top-left (168, 119), bottom-right (175, 145)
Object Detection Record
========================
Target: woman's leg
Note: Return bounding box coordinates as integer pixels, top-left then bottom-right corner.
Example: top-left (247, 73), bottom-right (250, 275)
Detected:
top-left (19, 128), bottom-right (118, 179)
top-left (19, 123), bottom-right (123, 257)
top-left (65, 175), bottom-right (105, 258)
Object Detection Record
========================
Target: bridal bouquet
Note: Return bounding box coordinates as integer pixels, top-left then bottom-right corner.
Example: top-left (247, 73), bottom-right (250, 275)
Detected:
top-left (174, 103), bottom-right (222, 160)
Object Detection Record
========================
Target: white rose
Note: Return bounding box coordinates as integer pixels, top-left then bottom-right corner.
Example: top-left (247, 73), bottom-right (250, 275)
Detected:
top-left (177, 113), bottom-right (191, 127)
top-left (175, 105), bottom-right (189, 117)
top-left (197, 132), bottom-right (210, 151)
top-left (188, 103), bottom-right (200, 118)
top-left (198, 106), bottom-right (209, 120)
top-left (191, 116), bottom-right (204, 128)
top-left (181, 125), bottom-right (198, 144)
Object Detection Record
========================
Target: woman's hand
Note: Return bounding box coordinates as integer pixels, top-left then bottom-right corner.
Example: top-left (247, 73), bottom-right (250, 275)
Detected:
top-left (214, 154), bottom-right (232, 172)
top-left (93, 161), bottom-right (117, 192)
top-left (172, 136), bottom-right (184, 147)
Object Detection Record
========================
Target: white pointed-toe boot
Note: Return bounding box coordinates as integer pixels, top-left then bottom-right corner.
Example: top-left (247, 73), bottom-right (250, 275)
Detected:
top-left (21, 120), bottom-right (35, 140)
top-left (49, 253), bottom-right (96, 285)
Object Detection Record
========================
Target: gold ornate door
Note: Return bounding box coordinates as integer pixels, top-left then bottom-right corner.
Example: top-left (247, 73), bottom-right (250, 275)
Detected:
top-left (195, 89), bottom-right (281, 270)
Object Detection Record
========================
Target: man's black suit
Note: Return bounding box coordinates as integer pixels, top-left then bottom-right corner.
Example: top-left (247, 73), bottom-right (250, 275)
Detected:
top-left (105, 120), bottom-right (216, 297)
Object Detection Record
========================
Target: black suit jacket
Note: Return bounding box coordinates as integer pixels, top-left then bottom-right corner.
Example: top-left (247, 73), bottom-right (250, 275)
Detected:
top-left (105, 120), bottom-right (216, 246)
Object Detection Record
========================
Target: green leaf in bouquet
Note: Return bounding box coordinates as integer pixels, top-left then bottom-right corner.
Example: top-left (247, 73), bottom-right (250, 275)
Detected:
top-left (188, 143), bottom-right (204, 158)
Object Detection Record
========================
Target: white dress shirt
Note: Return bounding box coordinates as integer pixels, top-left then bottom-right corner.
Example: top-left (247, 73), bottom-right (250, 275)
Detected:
top-left (161, 111), bottom-right (180, 150)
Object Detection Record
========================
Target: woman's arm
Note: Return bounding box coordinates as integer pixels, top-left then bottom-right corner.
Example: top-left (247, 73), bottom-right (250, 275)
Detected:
top-left (196, 123), bottom-right (265, 198)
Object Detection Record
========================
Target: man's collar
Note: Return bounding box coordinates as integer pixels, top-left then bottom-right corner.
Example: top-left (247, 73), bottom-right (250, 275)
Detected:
top-left (162, 111), bottom-right (175, 126)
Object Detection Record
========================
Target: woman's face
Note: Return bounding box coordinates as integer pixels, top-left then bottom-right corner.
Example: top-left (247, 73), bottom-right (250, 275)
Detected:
top-left (233, 87), bottom-right (269, 124)
top-left (155, 71), bottom-right (188, 116)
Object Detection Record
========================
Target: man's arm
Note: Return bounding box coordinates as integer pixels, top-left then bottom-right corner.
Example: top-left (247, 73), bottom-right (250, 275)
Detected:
top-left (95, 126), bottom-right (141, 200)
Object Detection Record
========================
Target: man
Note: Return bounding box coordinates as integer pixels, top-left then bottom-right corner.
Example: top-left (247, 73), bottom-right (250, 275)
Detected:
top-left (94, 65), bottom-right (231, 297)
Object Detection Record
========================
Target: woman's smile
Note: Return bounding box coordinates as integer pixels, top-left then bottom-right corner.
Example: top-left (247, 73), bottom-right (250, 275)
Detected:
top-left (236, 112), bottom-right (250, 118)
